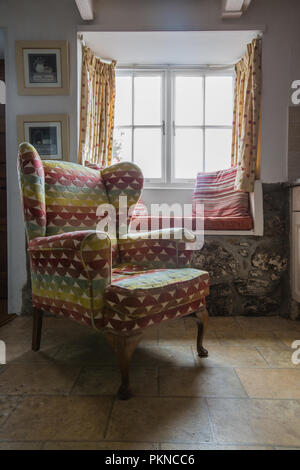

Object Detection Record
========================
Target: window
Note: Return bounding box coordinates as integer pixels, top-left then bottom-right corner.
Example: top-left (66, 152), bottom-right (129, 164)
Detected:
top-left (113, 68), bottom-right (234, 185)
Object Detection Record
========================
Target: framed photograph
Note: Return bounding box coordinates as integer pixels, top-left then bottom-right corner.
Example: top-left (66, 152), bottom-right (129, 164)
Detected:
top-left (17, 114), bottom-right (69, 160)
top-left (16, 41), bottom-right (69, 95)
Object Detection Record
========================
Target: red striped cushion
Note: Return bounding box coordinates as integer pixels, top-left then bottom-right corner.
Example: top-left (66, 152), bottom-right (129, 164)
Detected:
top-left (192, 167), bottom-right (251, 218)
top-left (132, 198), bottom-right (148, 217)
top-left (84, 161), bottom-right (104, 171)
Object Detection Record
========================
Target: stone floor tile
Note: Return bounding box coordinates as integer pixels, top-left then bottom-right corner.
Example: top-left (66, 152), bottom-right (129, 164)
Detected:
top-left (257, 347), bottom-right (299, 368)
top-left (204, 317), bottom-right (241, 331)
top-left (274, 330), bottom-right (300, 348)
top-left (216, 330), bottom-right (287, 349)
top-left (72, 366), bottom-right (158, 396)
top-left (133, 345), bottom-right (196, 367)
top-left (158, 330), bottom-right (220, 348)
top-left (4, 342), bottom-right (60, 364)
top-left (106, 397), bottom-right (213, 444)
top-left (236, 368), bottom-right (300, 399)
top-left (236, 316), bottom-right (300, 332)
top-left (0, 395), bottom-right (113, 441)
top-left (53, 335), bottom-right (117, 365)
top-left (0, 395), bottom-right (22, 427)
top-left (207, 398), bottom-right (300, 446)
top-left (0, 363), bottom-right (81, 395)
top-left (161, 443), bottom-right (273, 450)
top-left (0, 441), bottom-right (42, 450)
top-left (192, 345), bottom-right (268, 368)
top-left (43, 441), bottom-right (159, 450)
top-left (159, 367), bottom-right (247, 398)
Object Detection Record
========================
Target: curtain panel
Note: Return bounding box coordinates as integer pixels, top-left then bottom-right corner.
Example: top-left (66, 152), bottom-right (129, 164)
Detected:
top-left (231, 38), bottom-right (262, 192)
top-left (79, 46), bottom-right (116, 167)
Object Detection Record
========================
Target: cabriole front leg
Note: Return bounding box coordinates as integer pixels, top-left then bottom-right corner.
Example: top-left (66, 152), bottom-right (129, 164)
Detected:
top-left (105, 331), bottom-right (143, 400)
top-left (192, 307), bottom-right (209, 358)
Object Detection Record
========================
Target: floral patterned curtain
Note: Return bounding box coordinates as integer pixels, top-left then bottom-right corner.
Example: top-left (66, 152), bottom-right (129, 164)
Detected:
top-left (231, 38), bottom-right (262, 192)
top-left (78, 46), bottom-right (116, 166)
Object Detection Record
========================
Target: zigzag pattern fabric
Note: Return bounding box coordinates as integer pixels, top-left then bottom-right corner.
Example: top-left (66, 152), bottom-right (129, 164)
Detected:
top-left (104, 267), bottom-right (209, 332)
top-left (44, 161), bottom-right (108, 236)
top-left (28, 231), bottom-right (111, 327)
top-left (118, 230), bottom-right (195, 269)
top-left (101, 162), bottom-right (144, 239)
top-left (17, 143), bottom-right (47, 240)
top-left (18, 143), bottom-right (209, 333)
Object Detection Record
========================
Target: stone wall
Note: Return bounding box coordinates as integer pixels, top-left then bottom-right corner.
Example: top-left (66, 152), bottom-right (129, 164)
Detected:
top-left (191, 183), bottom-right (295, 318)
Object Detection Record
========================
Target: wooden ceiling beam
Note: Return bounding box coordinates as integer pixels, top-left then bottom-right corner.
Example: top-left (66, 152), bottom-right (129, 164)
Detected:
top-left (222, 0), bottom-right (252, 18)
top-left (75, 0), bottom-right (94, 21)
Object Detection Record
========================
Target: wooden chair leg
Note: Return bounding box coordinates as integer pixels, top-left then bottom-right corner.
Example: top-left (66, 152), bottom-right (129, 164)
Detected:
top-left (105, 331), bottom-right (142, 400)
top-left (32, 308), bottom-right (43, 351)
top-left (193, 308), bottom-right (209, 357)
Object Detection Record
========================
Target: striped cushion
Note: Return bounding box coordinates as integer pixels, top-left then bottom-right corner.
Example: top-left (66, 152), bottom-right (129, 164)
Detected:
top-left (192, 167), bottom-right (251, 218)
top-left (84, 161), bottom-right (104, 171)
top-left (131, 198), bottom-right (148, 217)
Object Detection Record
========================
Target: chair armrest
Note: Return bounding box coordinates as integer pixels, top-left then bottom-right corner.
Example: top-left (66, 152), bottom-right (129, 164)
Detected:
top-left (118, 228), bottom-right (196, 268)
top-left (28, 230), bottom-right (112, 328)
top-left (120, 227), bottom-right (195, 242)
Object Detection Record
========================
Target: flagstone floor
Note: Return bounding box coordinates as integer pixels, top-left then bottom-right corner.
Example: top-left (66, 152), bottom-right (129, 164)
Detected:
top-left (0, 314), bottom-right (300, 450)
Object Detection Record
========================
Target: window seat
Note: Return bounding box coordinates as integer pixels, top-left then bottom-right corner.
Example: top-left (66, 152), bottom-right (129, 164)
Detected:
top-left (130, 215), bottom-right (253, 231)
top-left (131, 179), bottom-right (263, 236)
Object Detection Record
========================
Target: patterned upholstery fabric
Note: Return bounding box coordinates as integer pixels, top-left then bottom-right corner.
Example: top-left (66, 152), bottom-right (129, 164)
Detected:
top-left (18, 143), bottom-right (209, 333)
top-left (118, 229), bottom-right (196, 269)
top-left (101, 162), bottom-right (144, 238)
top-left (104, 266), bottom-right (209, 332)
top-left (28, 230), bottom-right (111, 328)
top-left (17, 143), bottom-right (46, 240)
top-left (43, 161), bottom-right (108, 236)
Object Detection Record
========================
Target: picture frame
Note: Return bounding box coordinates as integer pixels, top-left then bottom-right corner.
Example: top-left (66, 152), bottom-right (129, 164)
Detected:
top-left (17, 114), bottom-right (69, 161)
top-left (16, 41), bottom-right (69, 95)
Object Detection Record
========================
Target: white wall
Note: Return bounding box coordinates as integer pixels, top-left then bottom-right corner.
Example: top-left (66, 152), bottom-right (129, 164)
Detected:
top-left (0, 0), bottom-right (299, 313)
top-left (0, 0), bottom-right (81, 313)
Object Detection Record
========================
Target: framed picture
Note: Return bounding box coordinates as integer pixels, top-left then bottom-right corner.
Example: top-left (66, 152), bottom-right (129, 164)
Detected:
top-left (17, 114), bottom-right (69, 160)
top-left (16, 41), bottom-right (69, 95)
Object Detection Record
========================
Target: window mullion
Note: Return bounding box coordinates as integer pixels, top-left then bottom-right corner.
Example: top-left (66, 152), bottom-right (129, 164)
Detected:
top-left (166, 69), bottom-right (172, 184)
top-left (131, 73), bottom-right (134, 163)
top-left (203, 75), bottom-right (206, 172)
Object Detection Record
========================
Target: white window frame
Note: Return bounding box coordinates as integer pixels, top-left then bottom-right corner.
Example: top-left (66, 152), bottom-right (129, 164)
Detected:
top-left (115, 66), bottom-right (235, 188)
top-left (115, 69), bottom-right (166, 185)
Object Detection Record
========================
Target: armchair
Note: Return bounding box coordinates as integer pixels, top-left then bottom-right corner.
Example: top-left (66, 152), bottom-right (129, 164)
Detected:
top-left (18, 142), bottom-right (209, 399)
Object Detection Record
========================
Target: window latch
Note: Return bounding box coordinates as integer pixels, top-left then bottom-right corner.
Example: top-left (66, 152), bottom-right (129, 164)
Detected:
top-left (162, 120), bottom-right (165, 135)
top-left (173, 120), bottom-right (176, 136)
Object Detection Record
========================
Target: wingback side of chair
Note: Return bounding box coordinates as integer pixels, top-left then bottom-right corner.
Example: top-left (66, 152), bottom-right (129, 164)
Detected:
top-left (101, 162), bottom-right (144, 238)
top-left (84, 160), bottom-right (144, 239)
top-left (17, 143), bottom-right (145, 329)
top-left (17, 142), bottom-right (47, 241)
top-left (17, 143), bottom-right (111, 328)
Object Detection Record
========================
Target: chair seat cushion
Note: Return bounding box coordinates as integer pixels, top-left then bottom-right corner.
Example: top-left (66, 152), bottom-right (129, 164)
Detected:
top-left (103, 265), bottom-right (209, 332)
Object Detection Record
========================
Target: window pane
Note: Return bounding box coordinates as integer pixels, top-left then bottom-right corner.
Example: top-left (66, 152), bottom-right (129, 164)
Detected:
top-left (134, 128), bottom-right (161, 178)
top-left (113, 128), bottom-right (132, 162)
top-left (175, 128), bottom-right (203, 179)
top-left (134, 76), bottom-right (161, 125)
top-left (175, 76), bottom-right (203, 125)
top-left (205, 128), bottom-right (232, 172)
top-left (205, 76), bottom-right (233, 126)
top-left (115, 76), bottom-right (132, 126)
